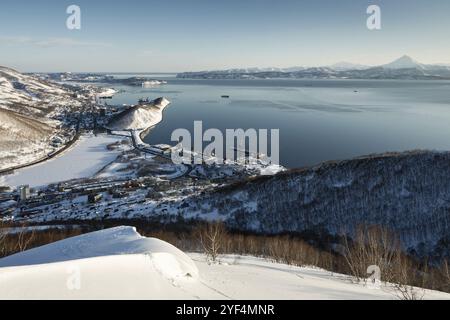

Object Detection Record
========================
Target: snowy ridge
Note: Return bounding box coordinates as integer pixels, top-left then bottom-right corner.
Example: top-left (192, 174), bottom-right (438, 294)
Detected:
top-left (170, 151), bottom-right (450, 253)
top-left (0, 66), bottom-right (73, 112)
top-left (0, 226), bottom-right (197, 276)
top-left (106, 97), bottom-right (170, 130)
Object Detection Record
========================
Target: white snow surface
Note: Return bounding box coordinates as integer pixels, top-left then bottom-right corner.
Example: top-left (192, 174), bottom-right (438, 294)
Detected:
top-left (0, 134), bottom-right (124, 188)
top-left (1, 226), bottom-right (449, 300)
top-left (96, 88), bottom-right (117, 98)
top-left (106, 97), bottom-right (170, 131)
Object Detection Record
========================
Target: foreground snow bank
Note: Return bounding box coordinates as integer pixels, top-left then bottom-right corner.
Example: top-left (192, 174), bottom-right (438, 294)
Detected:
top-left (1, 226), bottom-right (449, 300)
top-left (0, 226), bottom-right (196, 272)
top-left (0, 226), bottom-right (200, 299)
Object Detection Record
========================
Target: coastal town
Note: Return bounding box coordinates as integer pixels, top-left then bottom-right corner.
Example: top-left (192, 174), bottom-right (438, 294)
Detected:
top-left (0, 70), bottom-right (282, 223)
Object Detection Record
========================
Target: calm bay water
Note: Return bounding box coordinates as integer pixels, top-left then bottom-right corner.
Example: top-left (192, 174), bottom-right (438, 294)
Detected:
top-left (106, 76), bottom-right (450, 168)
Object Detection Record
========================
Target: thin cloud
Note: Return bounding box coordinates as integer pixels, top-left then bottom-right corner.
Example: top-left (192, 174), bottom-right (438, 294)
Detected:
top-left (137, 50), bottom-right (154, 57)
top-left (0, 36), bottom-right (111, 48)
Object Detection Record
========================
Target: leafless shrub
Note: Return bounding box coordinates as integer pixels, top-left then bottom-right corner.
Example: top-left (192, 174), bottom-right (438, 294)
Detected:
top-left (196, 222), bottom-right (226, 262)
top-left (15, 223), bottom-right (36, 252)
top-left (341, 225), bottom-right (401, 283)
top-left (341, 224), bottom-right (429, 299)
top-left (0, 220), bottom-right (7, 257)
top-left (391, 256), bottom-right (425, 300)
top-left (0, 224), bottom-right (82, 258)
top-left (436, 259), bottom-right (450, 293)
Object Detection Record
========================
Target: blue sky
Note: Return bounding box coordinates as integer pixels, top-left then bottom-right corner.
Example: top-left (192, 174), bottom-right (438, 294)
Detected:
top-left (1, 0), bottom-right (449, 72)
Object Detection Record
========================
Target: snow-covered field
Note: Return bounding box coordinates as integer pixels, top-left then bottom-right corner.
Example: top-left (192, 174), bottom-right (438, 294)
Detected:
top-left (0, 226), bottom-right (448, 300)
top-left (0, 134), bottom-right (125, 188)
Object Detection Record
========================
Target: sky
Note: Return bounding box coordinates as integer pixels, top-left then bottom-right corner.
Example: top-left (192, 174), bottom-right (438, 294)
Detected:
top-left (0, 0), bottom-right (449, 72)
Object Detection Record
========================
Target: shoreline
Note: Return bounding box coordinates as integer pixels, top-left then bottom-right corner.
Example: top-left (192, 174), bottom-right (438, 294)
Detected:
top-left (108, 97), bottom-right (171, 149)
top-left (0, 132), bottom-right (81, 177)
top-left (0, 133), bottom-right (125, 188)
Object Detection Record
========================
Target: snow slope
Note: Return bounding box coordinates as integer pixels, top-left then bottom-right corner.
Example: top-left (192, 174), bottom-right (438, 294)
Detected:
top-left (0, 66), bottom-right (83, 170)
top-left (106, 97), bottom-right (170, 131)
top-left (0, 226), bottom-right (449, 300)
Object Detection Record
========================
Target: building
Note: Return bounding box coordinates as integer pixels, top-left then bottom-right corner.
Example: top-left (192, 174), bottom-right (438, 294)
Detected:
top-left (88, 193), bottom-right (102, 203)
top-left (18, 185), bottom-right (30, 201)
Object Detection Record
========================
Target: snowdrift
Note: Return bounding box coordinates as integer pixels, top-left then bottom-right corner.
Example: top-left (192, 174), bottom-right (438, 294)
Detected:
top-left (0, 226), bottom-right (199, 299)
top-left (0, 226), bottom-right (197, 273)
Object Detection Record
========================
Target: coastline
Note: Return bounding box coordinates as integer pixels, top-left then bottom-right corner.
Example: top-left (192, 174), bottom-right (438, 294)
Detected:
top-left (0, 134), bottom-right (125, 188)
top-left (138, 100), bottom-right (171, 143)
top-left (0, 132), bottom-right (81, 176)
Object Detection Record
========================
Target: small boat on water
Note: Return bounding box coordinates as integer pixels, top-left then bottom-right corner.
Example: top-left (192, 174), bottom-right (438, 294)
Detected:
top-left (221, 95), bottom-right (230, 98)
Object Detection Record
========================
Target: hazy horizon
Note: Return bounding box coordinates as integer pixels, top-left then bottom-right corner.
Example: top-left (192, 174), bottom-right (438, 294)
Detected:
top-left (1, 0), bottom-right (450, 72)
top-left (17, 55), bottom-right (447, 74)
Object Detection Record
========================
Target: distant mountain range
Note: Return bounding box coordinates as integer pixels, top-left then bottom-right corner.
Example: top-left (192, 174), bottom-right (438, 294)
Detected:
top-left (177, 55), bottom-right (450, 80)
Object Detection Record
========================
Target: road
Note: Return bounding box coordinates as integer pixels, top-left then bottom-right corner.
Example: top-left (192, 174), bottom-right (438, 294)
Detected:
top-left (126, 129), bottom-right (192, 178)
top-left (0, 133), bottom-right (81, 176)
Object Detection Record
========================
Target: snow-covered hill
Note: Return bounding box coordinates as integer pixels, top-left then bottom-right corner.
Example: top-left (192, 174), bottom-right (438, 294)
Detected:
top-left (160, 151), bottom-right (450, 256)
top-left (106, 97), bottom-right (170, 131)
top-left (0, 66), bottom-right (83, 170)
top-left (0, 66), bottom-right (80, 115)
top-left (1, 226), bottom-right (448, 300)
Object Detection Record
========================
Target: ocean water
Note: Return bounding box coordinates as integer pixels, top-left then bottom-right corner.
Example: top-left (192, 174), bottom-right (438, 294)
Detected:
top-left (105, 76), bottom-right (450, 168)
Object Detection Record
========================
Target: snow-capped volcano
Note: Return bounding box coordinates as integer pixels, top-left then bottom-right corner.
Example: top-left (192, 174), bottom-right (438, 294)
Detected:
top-left (382, 55), bottom-right (424, 69)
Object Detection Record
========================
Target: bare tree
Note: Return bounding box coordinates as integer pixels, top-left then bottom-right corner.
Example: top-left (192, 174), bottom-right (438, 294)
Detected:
top-left (391, 256), bottom-right (425, 300)
top-left (197, 222), bottom-right (226, 263)
top-left (341, 224), bottom-right (429, 299)
top-left (0, 220), bottom-right (7, 257)
top-left (438, 259), bottom-right (450, 292)
top-left (15, 223), bottom-right (35, 252)
top-left (341, 225), bottom-right (401, 284)
top-left (0, 221), bottom-right (36, 257)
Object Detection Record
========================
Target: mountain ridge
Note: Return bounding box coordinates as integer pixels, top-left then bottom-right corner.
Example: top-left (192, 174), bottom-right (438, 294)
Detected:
top-left (177, 55), bottom-right (450, 80)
